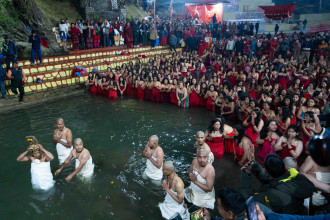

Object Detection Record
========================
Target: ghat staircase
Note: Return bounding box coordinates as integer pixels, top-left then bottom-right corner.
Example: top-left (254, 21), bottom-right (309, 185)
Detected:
top-left (3, 45), bottom-right (180, 101)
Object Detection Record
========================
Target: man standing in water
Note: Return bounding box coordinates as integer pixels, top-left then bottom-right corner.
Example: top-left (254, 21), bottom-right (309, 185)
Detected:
top-left (195, 131), bottom-right (214, 164)
top-left (185, 149), bottom-right (215, 209)
top-left (53, 118), bottom-right (73, 164)
top-left (142, 135), bottom-right (164, 183)
top-left (55, 138), bottom-right (94, 182)
top-left (159, 161), bottom-right (189, 220)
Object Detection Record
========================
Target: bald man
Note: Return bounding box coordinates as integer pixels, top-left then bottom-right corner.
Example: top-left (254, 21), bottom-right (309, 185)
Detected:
top-left (142, 135), bottom-right (164, 183)
top-left (195, 131), bottom-right (214, 164)
top-left (55, 138), bottom-right (94, 182)
top-left (53, 118), bottom-right (73, 164)
top-left (159, 161), bottom-right (189, 220)
top-left (184, 149), bottom-right (215, 209)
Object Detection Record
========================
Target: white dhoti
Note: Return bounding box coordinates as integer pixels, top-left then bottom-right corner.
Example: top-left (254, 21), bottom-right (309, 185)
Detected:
top-left (31, 159), bottom-right (55, 191)
top-left (159, 189), bottom-right (190, 220)
top-left (56, 139), bottom-right (73, 165)
top-left (208, 152), bottom-right (214, 164)
top-left (304, 172), bottom-right (330, 208)
top-left (144, 156), bottom-right (163, 180)
top-left (75, 156), bottom-right (94, 182)
top-left (184, 170), bottom-right (215, 209)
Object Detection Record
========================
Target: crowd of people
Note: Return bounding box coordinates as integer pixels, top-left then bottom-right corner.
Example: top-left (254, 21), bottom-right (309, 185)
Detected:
top-left (83, 21), bottom-right (330, 218)
top-left (6, 13), bottom-right (330, 219)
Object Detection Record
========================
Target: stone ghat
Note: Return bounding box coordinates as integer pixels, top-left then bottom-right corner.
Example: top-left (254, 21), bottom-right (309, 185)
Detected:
top-left (1, 46), bottom-right (181, 109)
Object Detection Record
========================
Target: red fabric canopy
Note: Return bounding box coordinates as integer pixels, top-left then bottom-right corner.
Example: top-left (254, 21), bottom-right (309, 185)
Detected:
top-left (259, 3), bottom-right (296, 20)
top-left (186, 4), bottom-right (224, 24)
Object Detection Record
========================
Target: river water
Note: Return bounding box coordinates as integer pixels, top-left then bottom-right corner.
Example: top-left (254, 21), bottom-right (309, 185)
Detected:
top-left (0, 94), bottom-right (242, 219)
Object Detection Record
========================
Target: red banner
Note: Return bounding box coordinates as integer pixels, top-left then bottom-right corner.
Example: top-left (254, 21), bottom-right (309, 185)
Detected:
top-left (186, 4), bottom-right (224, 24)
top-left (259, 3), bottom-right (296, 20)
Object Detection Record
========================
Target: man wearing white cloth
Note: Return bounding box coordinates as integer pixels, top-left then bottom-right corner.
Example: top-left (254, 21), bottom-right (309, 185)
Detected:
top-left (184, 149), bottom-right (215, 209)
top-left (195, 131), bottom-right (214, 164)
top-left (55, 138), bottom-right (94, 182)
top-left (53, 118), bottom-right (73, 164)
top-left (159, 161), bottom-right (189, 220)
top-left (17, 139), bottom-right (55, 191)
top-left (142, 135), bottom-right (164, 184)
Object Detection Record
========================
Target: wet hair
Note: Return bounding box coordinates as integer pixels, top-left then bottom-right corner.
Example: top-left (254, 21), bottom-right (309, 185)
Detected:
top-left (217, 187), bottom-right (246, 216)
top-left (207, 118), bottom-right (224, 133)
top-left (285, 124), bottom-right (302, 141)
top-left (264, 154), bottom-right (286, 178)
top-left (247, 109), bottom-right (261, 127)
top-left (234, 125), bottom-right (249, 144)
top-left (163, 161), bottom-right (175, 171)
top-left (259, 120), bottom-right (280, 139)
top-left (313, 90), bottom-right (321, 98)
top-left (250, 99), bottom-right (259, 107)
top-left (304, 111), bottom-right (315, 122)
top-left (281, 106), bottom-right (292, 122)
top-left (307, 82), bottom-right (316, 90)
top-left (224, 95), bottom-right (233, 102)
top-left (282, 95), bottom-right (293, 112)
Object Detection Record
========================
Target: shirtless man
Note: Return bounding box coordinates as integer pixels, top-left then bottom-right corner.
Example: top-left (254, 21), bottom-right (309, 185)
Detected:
top-left (195, 131), bottom-right (214, 164)
top-left (142, 135), bottom-right (164, 183)
top-left (53, 118), bottom-right (73, 164)
top-left (184, 149), bottom-right (215, 209)
top-left (55, 138), bottom-right (94, 182)
top-left (159, 161), bottom-right (189, 220)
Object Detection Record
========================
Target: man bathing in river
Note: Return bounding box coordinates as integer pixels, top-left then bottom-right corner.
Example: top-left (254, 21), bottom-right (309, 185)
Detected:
top-left (195, 131), bottom-right (214, 164)
top-left (142, 135), bottom-right (164, 184)
top-left (17, 137), bottom-right (55, 191)
top-left (185, 149), bottom-right (215, 209)
top-left (55, 138), bottom-right (94, 182)
top-left (159, 161), bottom-right (189, 220)
top-left (53, 118), bottom-right (73, 164)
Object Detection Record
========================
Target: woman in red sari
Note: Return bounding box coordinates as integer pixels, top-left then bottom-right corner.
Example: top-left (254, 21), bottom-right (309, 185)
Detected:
top-left (233, 126), bottom-right (254, 166)
top-left (69, 23), bottom-right (81, 51)
top-left (108, 80), bottom-right (118, 100)
top-left (86, 72), bottom-right (97, 95)
top-left (205, 119), bottom-right (225, 159)
top-left (160, 78), bottom-right (171, 103)
top-left (243, 109), bottom-right (264, 147)
top-left (204, 84), bottom-right (218, 111)
top-left (126, 72), bottom-right (134, 96)
top-left (151, 76), bottom-right (161, 103)
top-left (144, 76), bottom-right (153, 101)
top-left (135, 76), bottom-right (145, 100)
top-left (118, 76), bottom-right (126, 97)
top-left (160, 26), bottom-right (168, 46)
top-left (170, 78), bottom-right (178, 104)
top-left (101, 76), bottom-right (109, 97)
top-left (188, 78), bottom-right (200, 107)
top-left (124, 22), bottom-right (133, 48)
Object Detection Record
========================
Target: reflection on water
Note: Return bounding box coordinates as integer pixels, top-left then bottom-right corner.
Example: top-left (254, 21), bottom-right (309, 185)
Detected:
top-left (0, 95), bottom-right (242, 219)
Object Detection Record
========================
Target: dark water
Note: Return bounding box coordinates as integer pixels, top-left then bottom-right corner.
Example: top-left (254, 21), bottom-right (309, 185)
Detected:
top-left (0, 94), bottom-right (242, 219)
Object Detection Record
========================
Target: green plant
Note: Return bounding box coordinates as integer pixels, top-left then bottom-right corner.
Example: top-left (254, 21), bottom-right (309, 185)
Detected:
top-left (0, 0), bottom-right (19, 29)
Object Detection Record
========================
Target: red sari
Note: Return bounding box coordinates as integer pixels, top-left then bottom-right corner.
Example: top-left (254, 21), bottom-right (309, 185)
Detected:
top-left (144, 88), bottom-right (152, 101)
top-left (70, 26), bottom-right (81, 50)
top-left (205, 97), bottom-right (214, 111)
top-left (170, 88), bottom-right (178, 104)
top-left (245, 124), bottom-right (258, 147)
top-left (234, 142), bottom-right (251, 165)
top-left (136, 85), bottom-right (144, 100)
top-left (151, 87), bottom-right (161, 103)
top-left (102, 85), bottom-right (109, 97)
top-left (206, 136), bottom-right (224, 159)
top-left (224, 132), bottom-right (234, 153)
top-left (124, 25), bottom-right (133, 48)
top-left (126, 82), bottom-right (134, 96)
top-left (108, 88), bottom-right (118, 100)
top-left (189, 90), bottom-right (200, 107)
top-left (89, 81), bottom-right (97, 95)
